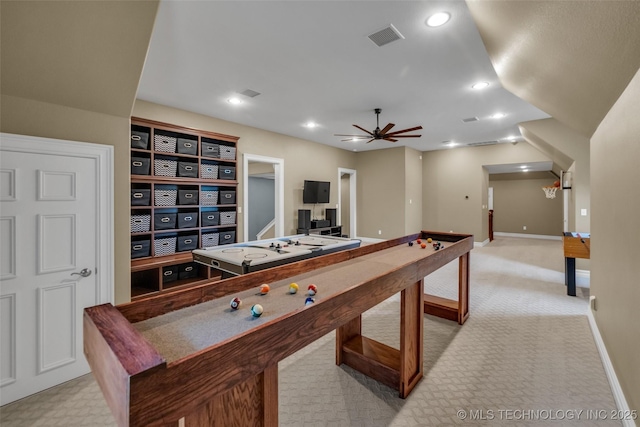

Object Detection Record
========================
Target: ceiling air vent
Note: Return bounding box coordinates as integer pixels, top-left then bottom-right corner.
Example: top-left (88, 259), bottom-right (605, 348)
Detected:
top-left (467, 140), bottom-right (498, 147)
top-left (462, 117), bottom-right (479, 123)
top-left (368, 24), bottom-right (405, 47)
top-left (239, 89), bottom-right (261, 98)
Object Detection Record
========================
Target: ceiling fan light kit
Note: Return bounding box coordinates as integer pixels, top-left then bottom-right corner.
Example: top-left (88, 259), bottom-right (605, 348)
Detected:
top-left (334, 108), bottom-right (422, 143)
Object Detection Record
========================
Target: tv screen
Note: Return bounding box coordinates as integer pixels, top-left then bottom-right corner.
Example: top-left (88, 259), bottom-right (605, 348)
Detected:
top-left (303, 180), bottom-right (330, 204)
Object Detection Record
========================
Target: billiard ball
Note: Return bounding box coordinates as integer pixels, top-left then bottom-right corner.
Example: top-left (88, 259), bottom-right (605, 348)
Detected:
top-left (416, 239), bottom-right (422, 244)
top-left (230, 297), bottom-right (242, 310)
top-left (289, 283), bottom-right (299, 294)
top-left (427, 238), bottom-right (433, 243)
top-left (421, 243), bottom-right (426, 249)
top-left (308, 284), bottom-right (318, 296)
top-left (250, 304), bottom-right (263, 317)
top-left (305, 297), bottom-right (315, 305)
top-left (259, 284), bottom-right (270, 295)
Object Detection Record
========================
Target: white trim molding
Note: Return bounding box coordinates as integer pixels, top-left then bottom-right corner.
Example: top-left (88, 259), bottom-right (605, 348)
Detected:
top-left (475, 238), bottom-right (490, 247)
top-left (494, 232), bottom-right (562, 241)
top-left (337, 168), bottom-right (357, 239)
top-left (587, 309), bottom-right (636, 427)
top-left (243, 154), bottom-right (284, 241)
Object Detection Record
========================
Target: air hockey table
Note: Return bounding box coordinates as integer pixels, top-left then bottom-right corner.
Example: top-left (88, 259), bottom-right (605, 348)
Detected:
top-left (192, 234), bottom-right (361, 277)
top-left (84, 231), bottom-right (473, 427)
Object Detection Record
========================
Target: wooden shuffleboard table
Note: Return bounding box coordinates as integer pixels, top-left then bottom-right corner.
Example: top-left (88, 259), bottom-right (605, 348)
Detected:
top-left (84, 231), bottom-right (473, 427)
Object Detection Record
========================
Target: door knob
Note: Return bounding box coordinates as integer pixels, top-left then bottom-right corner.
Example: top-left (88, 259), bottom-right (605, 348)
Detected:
top-left (71, 268), bottom-right (92, 278)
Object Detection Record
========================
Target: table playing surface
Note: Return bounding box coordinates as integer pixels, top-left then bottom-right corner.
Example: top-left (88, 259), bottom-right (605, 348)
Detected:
top-left (135, 242), bottom-right (434, 363)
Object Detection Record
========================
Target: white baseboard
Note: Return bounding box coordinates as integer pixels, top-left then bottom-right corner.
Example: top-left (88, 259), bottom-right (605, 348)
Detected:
top-left (356, 236), bottom-right (385, 244)
top-left (493, 232), bottom-right (562, 241)
top-left (475, 238), bottom-right (490, 247)
top-left (576, 269), bottom-right (591, 278)
top-left (587, 309), bottom-right (635, 427)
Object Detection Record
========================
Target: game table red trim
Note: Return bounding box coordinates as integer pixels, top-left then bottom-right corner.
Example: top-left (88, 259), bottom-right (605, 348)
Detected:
top-left (84, 230), bottom-right (472, 426)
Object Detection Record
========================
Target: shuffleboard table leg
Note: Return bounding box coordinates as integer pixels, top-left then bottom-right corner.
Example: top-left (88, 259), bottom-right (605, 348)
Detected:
top-left (182, 364), bottom-right (278, 427)
top-left (336, 315), bottom-right (362, 366)
top-left (399, 279), bottom-right (424, 398)
top-left (336, 280), bottom-right (424, 399)
top-left (458, 252), bottom-right (470, 325)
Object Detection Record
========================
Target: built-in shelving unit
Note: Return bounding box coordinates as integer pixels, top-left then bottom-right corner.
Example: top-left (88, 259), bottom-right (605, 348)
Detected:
top-left (129, 117), bottom-right (239, 299)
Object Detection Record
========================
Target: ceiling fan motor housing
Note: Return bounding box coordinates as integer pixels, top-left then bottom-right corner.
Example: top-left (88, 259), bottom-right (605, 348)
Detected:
top-left (334, 108), bottom-right (422, 143)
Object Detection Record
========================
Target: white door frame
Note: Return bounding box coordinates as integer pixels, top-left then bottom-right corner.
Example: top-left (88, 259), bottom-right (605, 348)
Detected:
top-left (0, 133), bottom-right (114, 305)
top-left (337, 168), bottom-right (357, 238)
top-left (243, 153), bottom-right (284, 241)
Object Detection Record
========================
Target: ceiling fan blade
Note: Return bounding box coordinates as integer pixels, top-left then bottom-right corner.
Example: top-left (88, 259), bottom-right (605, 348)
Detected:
top-left (383, 138), bottom-right (399, 142)
top-left (389, 134), bottom-right (422, 138)
top-left (334, 134), bottom-right (369, 137)
top-left (385, 126), bottom-right (423, 136)
top-left (353, 125), bottom-right (374, 136)
top-left (379, 123), bottom-right (395, 135)
top-left (365, 138), bottom-right (375, 143)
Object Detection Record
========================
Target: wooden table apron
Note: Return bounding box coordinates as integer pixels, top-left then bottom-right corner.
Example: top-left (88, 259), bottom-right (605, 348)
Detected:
top-left (84, 231), bottom-right (473, 426)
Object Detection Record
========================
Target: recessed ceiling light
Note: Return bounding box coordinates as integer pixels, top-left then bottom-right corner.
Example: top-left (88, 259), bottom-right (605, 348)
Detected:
top-left (304, 122), bottom-right (318, 128)
top-left (471, 81), bottom-right (490, 90)
top-left (491, 113), bottom-right (506, 119)
top-left (426, 12), bottom-right (450, 27)
top-left (227, 97), bottom-right (243, 105)
top-left (522, 169), bottom-right (529, 172)
top-left (520, 165), bottom-right (528, 169)
top-left (351, 138), bottom-right (359, 142)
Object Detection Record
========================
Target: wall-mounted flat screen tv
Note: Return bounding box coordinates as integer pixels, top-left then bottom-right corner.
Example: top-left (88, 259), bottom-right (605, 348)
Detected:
top-left (303, 180), bottom-right (330, 204)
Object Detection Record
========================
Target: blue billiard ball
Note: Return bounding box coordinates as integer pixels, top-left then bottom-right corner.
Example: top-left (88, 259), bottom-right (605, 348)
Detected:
top-left (305, 297), bottom-right (315, 305)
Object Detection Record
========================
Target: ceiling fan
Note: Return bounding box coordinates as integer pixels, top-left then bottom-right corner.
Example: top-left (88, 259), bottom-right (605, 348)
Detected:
top-left (335, 108), bottom-right (422, 143)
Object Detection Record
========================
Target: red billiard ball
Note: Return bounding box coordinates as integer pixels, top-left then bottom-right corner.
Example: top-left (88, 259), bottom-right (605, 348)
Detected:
top-left (230, 297), bottom-right (242, 310)
top-left (416, 239), bottom-right (422, 244)
top-left (308, 284), bottom-right (318, 296)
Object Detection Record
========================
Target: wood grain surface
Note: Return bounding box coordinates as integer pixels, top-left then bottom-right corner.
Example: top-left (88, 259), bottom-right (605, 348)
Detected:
top-left (85, 231), bottom-right (473, 426)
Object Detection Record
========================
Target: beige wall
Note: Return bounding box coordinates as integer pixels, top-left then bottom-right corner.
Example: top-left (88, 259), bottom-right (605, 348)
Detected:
top-left (1, 1), bottom-right (159, 304)
top-left (1, 95), bottom-right (133, 303)
top-left (404, 148), bottom-right (423, 235)
top-left (133, 100), bottom-right (357, 240)
top-left (489, 173), bottom-right (563, 236)
top-left (520, 118), bottom-right (591, 233)
top-left (355, 147), bottom-right (406, 239)
top-left (591, 67), bottom-right (640, 416)
top-left (340, 174), bottom-right (351, 236)
top-left (422, 142), bottom-right (553, 242)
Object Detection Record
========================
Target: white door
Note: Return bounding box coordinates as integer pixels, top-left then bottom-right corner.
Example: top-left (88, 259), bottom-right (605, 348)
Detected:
top-left (0, 133), bottom-right (113, 405)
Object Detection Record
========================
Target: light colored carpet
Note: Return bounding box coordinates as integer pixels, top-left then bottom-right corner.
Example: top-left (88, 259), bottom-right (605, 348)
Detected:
top-left (0, 237), bottom-right (619, 426)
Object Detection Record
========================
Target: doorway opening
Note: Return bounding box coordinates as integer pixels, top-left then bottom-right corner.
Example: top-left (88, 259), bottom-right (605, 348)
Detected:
top-left (243, 154), bottom-right (284, 241)
top-left (337, 168), bottom-right (356, 238)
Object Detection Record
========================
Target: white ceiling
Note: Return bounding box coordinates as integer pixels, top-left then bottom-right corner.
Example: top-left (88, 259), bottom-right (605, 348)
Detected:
top-left (137, 1), bottom-right (550, 153)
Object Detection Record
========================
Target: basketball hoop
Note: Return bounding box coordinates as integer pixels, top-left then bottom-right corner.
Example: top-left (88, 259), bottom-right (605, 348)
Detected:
top-left (542, 186), bottom-right (558, 199)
